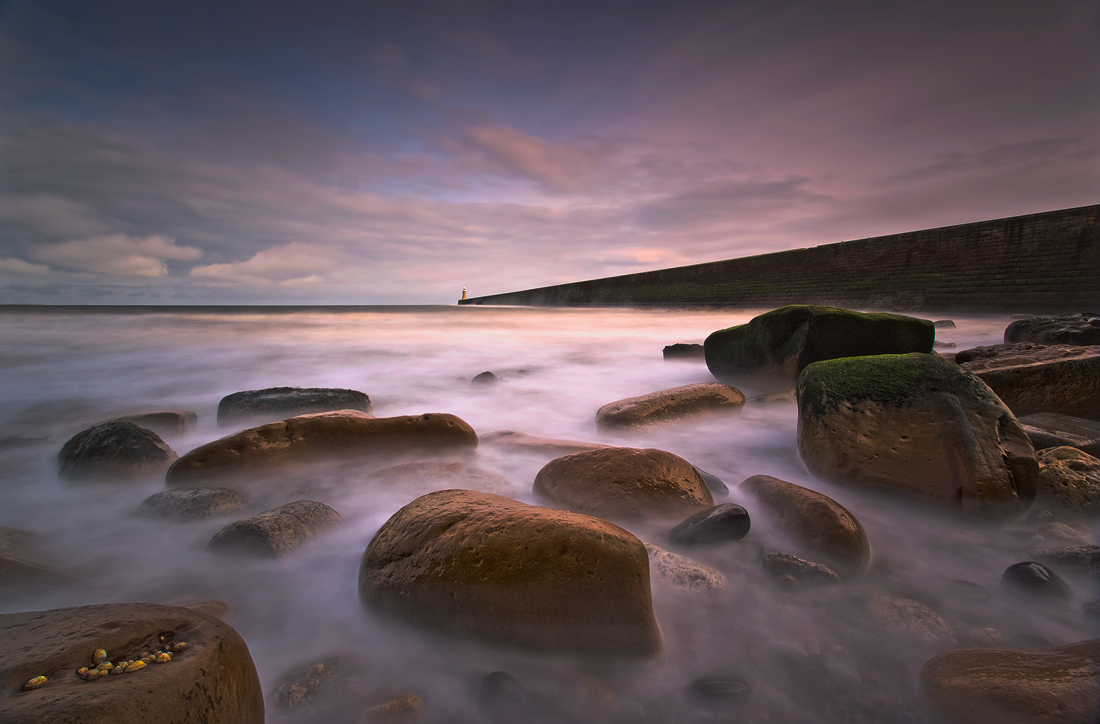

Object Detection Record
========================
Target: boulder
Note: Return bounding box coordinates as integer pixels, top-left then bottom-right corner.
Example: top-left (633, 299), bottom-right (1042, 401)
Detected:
top-left (739, 474), bottom-right (870, 578)
top-left (761, 553), bottom-right (839, 583)
top-left (595, 383), bottom-right (745, 430)
top-left (797, 353), bottom-right (1038, 519)
top-left (209, 500), bottom-right (341, 557)
top-left (920, 639), bottom-right (1100, 724)
top-left (113, 411), bottom-right (198, 436)
top-left (644, 543), bottom-right (726, 592)
top-left (58, 421), bottom-right (178, 482)
top-left (1005, 312), bottom-right (1100, 346)
top-left (867, 597), bottom-right (955, 645)
top-left (166, 411), bottom-right (478, 487)
top-left (359, 489), bottom-right (662, 656)
top-left (0, 602), bottom-right (263, 724)
top-left (0, 526), bottom-right (75, 591)
top-left (138, 487), bottom-right (249, 522)
top-left (663, 343), bottom-right (705, 360)
top-left (271, 656), bottom-right (364, 715)
top-left (480, 430), bottom-right (611, 456)
top-left (1019, 413), bottom-right (1100, 456)
top-left (956, 344), bottom-right (1100, 420)
top-left (1026, 545), bottom-right (1100, 577)
top-left (1001, 562), bottom-right (1073, 600)
top-left (533, 447), bottom-right (714, 520)
top-left (217, 386), bottom-right (371, 425)
top-left (668, 504), bottom-right (750, 546)
top-left (704, 305), bottom-right (934, 382)
top-left (1034, 447), bottom-right (1100, 518)
top-left (368, 461), bottom-right (512, 495)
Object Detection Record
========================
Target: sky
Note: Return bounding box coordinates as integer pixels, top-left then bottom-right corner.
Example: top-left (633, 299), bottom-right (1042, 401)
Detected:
top-left (0, 0), bottom-right (1097, 305)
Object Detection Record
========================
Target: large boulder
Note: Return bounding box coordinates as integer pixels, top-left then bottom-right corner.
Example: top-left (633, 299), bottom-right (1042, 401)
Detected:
top-left (0, 602), bottom-right (264, 724)
top-left (138, 488), bottom-right (249, 522)
top-left (165, 411), bottom-right (478, 486)
top-left (1034, 447), bottom-right (1100, 518)
top-left (359, 489), bottom-right (662, 656)
top-left (956, 344), bottom-right (1100, 420)
top-left (920, 639), bottom-right (1100, 724)
top-left (209, 500), bottom-right (341, 557)
top-left (217, 386), bottom-right (371, 425)
top-left (58, 421), bottom-right (177, 482)
top-left (533, 447), bottom-right (714, 520)
top-left (738, 474), bottom-right (870, 578)
top-left (1005, 313), bottom-right (1100, 346)
top-left (1019, 413), bottom-right (1100, 456)
top-left (797, 353), bottom-right (1037, 519)
top-left (595, 383), bottom-right (745, 431)
top-left (704, 305), bottom-right (934, 383)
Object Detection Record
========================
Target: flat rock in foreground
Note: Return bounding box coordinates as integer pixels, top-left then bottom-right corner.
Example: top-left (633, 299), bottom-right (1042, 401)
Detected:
top-left (218, 385), bottom-right (371, 425)
top-left (956, 343), bottom-right (1100, 420)
top-left (595, 383), bottom-right (745, 431)
top-left (359, 489), bottom-right (662, 656)
top-left (166, 410), bottom-right (478, 486)
top-left (920, 639), bottom-right (1100, 724)
top-left (0, 602), bottom-right (263, 724)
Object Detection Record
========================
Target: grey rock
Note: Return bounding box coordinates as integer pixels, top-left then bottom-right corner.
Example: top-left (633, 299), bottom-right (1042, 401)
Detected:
top-left (682, 679), bottom-right (752, 709)
top-left (272, 656), bottom-right (364, 714)
top-left (138, 488), bottom-right (249, 522)
top-left (663, 343), bottom-right (705, 359)
top-left (58, 421), bottom-right (177, 482)
top-left (471, 371), bottom-right (499, 384)
top-left (644, 543), bottom-right (726, 592)
top-left (668, 504), bottom-right (750, 546)
top-left (934, 320), bottom-right (957, 328)
top-left (209, 500), bottom-right (341, 557)
top-left (217, 386), bottom-right (371, 425)
top-left (693, 467), bottom-right (729, 496)
top-left (1001, 561), bottom-right (1073, 600)
top-left (1026, 544), bottom-right (1100, 576)
top-left (1005, 312), bottom-right (1100, 345)
top-left (867, 596), bottom-right (955, 645)
top-left (761, 553), bottom-right (839, 583)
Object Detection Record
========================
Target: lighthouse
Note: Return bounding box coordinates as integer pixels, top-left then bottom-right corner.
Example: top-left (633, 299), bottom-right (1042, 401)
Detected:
top-left (461, 287), bottom-right (467, 300)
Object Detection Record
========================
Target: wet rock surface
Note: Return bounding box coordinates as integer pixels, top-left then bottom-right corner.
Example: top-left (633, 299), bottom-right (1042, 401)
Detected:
top-left (761, 553), bottom-right (839, 583)
top-left (217, 385), bottom-right (372, 425)
top-left (663, 343), bottom-right (705, 359)
top-left (1034, 446), bottom-right (1100, 517)
top-left (1019, 412), bottom-right (1100, 456)
top-left (956, 343), bottom-right (1100, 420)
top-left (138, 487), bottom-right (249, 522)
top-left (1001, 561), bottom-right (1073, 600)
top-left (359, 489), bottom-right (662, 656)
top-left (534, 447), bottom-right (713, 520)
top-left (595, 382), bottom-right (745, 430)
top-left (0, 602), bottom-right (264, 724)
top-left (644, 542), bottom-right (726, 592)
top-left (58, 421), bottom-right (178, 481)
top-left (209, 500), bottom-right (341, 557)
top-left (693, 466), bottom-right (729, 495)
top-left (668, 504), bottom-right (750, 546)
top-left (1005, 312), bottom-right (1100, 346)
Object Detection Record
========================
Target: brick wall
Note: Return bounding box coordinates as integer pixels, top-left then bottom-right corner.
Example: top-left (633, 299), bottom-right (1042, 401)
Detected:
top-left (459, 205), bottom-right (1100, 312)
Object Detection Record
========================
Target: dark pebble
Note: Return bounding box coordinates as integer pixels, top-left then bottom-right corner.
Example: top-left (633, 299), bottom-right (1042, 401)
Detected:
top-left (692, 466), bottom-right (729, 496)
top-left (1001, 561), bottom-right (1073, 600)
top-left (669, 504), bottom-right (750, 545)
top-left (472, 371), bottom-right (499, 384)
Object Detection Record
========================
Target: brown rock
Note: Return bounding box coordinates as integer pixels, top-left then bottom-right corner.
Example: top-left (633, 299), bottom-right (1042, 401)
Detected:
top-left (361, 694), bottom-right (422, 723)
top-left (595, 383), bottom-right (745, 430)
top-left (957, 343), bottom-right (1100, 420)
top-left (1019, 413), bottom-right (1100, 456)
top-left (218, 386), bottom-right (372, 425)
top-left (480, 430), bottom-right (612, 456)
top-left (58, 421), bottom-right (178, 482)
top-left (1005, 313), bottom-right (1100, 346)
top-left (0, 602), bottom-right (263, 724)
top-left (533, 447), bottom-right (713, 520)
top-left (113, 411), bottom-right (198, 436)
top-left (138, 487), bottom-right (249, 522)
top-left (368, 461), bottom-right (512, 495)
top-left (209, 500), bottom-right (341, 557)
top-left (166, 411), bottom-right (478, 487)
top-left (1027, 545), bottom-right (1100, 576)
top-left (739, 474), bottom-right (870, 579)
top-left (644, 543), bottom-right (726, 592)
top-left (359, 489), bottom-right (662, 656)
top-left (867, 596), bottom-right (955, 646)
top-left (920, 639), bottom-right (1100, 724)
top-left (663, 343), bottom-right (705, 360)
top-left (271, 656), bottom-right (364, 715)
top-left (1035, 447), bottom-right (1100, 518)
top-left (761, 553), bottom-right (839, 583)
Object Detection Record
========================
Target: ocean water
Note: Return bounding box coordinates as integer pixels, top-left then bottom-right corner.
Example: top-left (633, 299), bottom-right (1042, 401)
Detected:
top-left (0, 305), bottom-right (1094, 723)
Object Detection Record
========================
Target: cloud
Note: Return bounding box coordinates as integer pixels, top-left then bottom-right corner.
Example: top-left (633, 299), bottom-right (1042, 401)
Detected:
top-left (33, 234), bottom-right (203, 277)
top-left (189, 242), bottom-right (339, 286)
top-left (634, 177), bottom-right (834, 231)
top-left (0, 258), bottom-right (50, 275)
top-left (0, 194), bottom-right (112, 238)
top-left (463, 126), bottom-right (602, 193)
top-left (878, 137), bottom-right (1097, 186)
top-left (373, 42), bottom-right (444, 100)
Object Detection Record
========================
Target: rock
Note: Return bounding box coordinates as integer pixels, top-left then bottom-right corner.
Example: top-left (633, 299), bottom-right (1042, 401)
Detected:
top-left (362, 694), bottom-right (422, 723)
top-left (738, 474), bottom-right (870, 579)
top-left (748, 389), bottom-right (797, 404)
top-left (668, 504), bottom-right (750, 546)
top-left (644, 543), bottom-right (726, 592)
top-left (1038, 521), bottom-right (1090, 546)
top-left (359, 489), bottom-right (662, 656)
top-left (166, 411), bottom-right (478, 487)
top-left (58, 421), bottom-right (178, 482)
top-left (167, 599), bottom-right (232, 621)
top-left (934, 320), bottom-right (957, 328)
top-left (368, 461), bottom-right (512, 495)
top-left (956, 343), bottom-right (1100, 420)
top-left (797, 353), bottom-right (1038, 519)
top-left (113, 411), bottom-right (198, 436)
top-left (934, 341), bottom-right (957, 349)
top-left (533, 447), bottom-right (713, 520)
top-left (1001, 562), bottom-right (1073, 600)
top-left (595, 383), bottom-right (745, 430)
top-left (137, 488), bottom-right (249, 522)
top-left (1005, 312), bottom-right (1100, 346)
top-left (1020, 413), bottom-right (1100, 456)
top-left (1025, 545), bottom-right (1100, 576)
top-left (209, 500), bottom-right (341, 557)
top-left (761, 553), bottom-right (839, 583)
top-left (271, 656), bottom-right (363, 714)
top-left (682, 679), bottom-right (753, 709)
top-left (704, 305), bottom-right (934, 382)
top-left (867, 596), bottom-right (955, 645)
top-left (217, 386), bottom-right (371, 425)
top-left (920, 638), bottom-right (1100, 724)
top-left (0, 602), bottom-right (263, 724)
top-left (664, 343), bottom-right (705, 359)
top-left (0, 526), bottom-right (75, 591)
top-left (1034, 447), bottom-right (1100, 518)
top-left (480, 430), bottom-right (611, 456)
top-left (694, 467), bottom-right (729, 495)
top-left (471, 371), bottom-right (498, 384)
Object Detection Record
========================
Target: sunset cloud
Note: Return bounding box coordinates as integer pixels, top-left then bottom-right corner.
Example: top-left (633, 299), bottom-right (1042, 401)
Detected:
top-left (189, 242), bottom-right (340, 286)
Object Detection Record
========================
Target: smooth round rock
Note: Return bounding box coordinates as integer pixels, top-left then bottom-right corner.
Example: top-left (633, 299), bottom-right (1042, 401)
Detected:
top-left (920, 638), bottom-right (1100, 724)
top-left (1001, 562), bottom-right (1073, 600)
top-left (1036, 447), bottom-right (1100, 518)
top-left (58, 421), bottom-right (178, 482)
top-left (138, 487), bottom-right (249, 522)
top-left (471, 371), bottom-right (498, 384)
top-left (209, 500), bottom-right (341, 557)
top-left (739, 474), bottom-right (870, 578)
top-left (761, 553), bottom-right (839, 583)
top-left (0, 602), bottom-right (263, 724)
top-left (533, 447), bottom-right (713, 520)
top-left (595, 382), bottom-right (745, 430)
top-left (217, 386), bottom-right (371, 425)
top-left (668, 504), bottom-right (750, 546)
top-left (479, 671), bottom-right (534, 723)
top-left (359, 489), bottom-right (662, 656)
top-left (644, 543), bottom-right (726, 592)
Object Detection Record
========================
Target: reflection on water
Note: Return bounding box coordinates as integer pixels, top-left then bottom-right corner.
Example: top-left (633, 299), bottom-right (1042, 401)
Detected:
top-left (0, 306), bottom-right (1093, 723)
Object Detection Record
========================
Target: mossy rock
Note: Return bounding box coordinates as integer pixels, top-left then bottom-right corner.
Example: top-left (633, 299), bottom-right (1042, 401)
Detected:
top-left (797, 353), bottom-right (1037, 519)
top-left (704, 305), bottom-right (934, 382)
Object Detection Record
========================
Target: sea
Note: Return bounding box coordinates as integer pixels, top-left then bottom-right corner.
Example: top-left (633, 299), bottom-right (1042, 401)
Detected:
top-left (0, 305), bottom-right (1094, 723)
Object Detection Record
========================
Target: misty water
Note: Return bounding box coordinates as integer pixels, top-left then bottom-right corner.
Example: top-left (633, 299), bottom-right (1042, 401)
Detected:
top-left (1, 305), bottom-right (1096, 723)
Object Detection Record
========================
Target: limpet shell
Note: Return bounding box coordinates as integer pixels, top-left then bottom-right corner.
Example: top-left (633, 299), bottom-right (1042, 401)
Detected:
top-left (172, 641), bottom-right (188, 652)
top-left (92, 649), bottom-right (107, 665)
top-left (22, 676), bottom-right (47, 691)
top-left (154, 652), bottom-right (171, 664)
top-left (95, 662), bottom-right (113, 671)
top-left (126, 660), bottom-right (147, 672)
top-left (77, 667), bottom-right (89, 676)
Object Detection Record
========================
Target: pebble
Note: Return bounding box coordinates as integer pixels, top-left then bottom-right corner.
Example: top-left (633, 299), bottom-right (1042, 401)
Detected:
top-left (668, 504), bottom-right (750, 546)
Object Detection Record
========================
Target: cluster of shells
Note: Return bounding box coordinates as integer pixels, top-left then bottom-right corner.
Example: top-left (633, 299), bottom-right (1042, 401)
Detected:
top-left (21, 640), bottom-right (189, 690)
